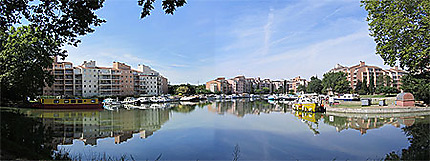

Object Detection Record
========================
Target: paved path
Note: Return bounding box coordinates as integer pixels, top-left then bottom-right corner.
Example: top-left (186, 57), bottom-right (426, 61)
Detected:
top-left (326, 106), bottom-right (430, 114)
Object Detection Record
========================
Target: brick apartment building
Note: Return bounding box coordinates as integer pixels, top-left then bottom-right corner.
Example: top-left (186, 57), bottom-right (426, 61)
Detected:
top-left (329, 61), bottom-right (407, 90)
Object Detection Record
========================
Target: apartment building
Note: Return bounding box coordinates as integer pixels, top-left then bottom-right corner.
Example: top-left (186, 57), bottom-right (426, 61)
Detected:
top-left (43, 58), bottom-right (168, 97)
top-left (329, 61), bottom-right (407, 89)
top-left (206, 75), bottom-right (305, 94)
top-left (290, 76), bottom-right (307, 93)
top-left (205, 77), bottom-right (232, 94)
top-left (43, 58), bottom-right (78, 96)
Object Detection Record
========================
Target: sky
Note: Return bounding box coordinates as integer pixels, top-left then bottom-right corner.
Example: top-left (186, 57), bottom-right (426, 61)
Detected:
top-left (64, 0), bottom-right (393, 85)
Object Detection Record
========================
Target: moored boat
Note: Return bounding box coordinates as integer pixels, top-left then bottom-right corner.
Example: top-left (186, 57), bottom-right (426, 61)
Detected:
top-left (293, 95), bottom-right (325, 112)
top-left (333, 94), bottom-right (360, 101)
top-left (32, 98), bottom-right (102, 109)
top-left (102, 98), bottom-right (120, 105)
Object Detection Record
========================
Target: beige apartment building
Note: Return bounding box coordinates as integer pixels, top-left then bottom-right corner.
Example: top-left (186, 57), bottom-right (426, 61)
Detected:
top-left (206, 75), bottom-right (306, 94)
top-left (43, 57), bottom-right (168, 97)
top-left (329, 61), bottom-right (407, 89)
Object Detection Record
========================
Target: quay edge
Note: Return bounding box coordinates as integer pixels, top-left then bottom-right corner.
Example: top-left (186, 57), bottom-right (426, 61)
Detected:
top-left (325, 106), bottom-right (430, 114)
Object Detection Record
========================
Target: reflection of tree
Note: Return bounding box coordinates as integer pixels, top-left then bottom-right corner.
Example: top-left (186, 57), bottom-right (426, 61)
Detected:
top-left (385, 119), bottom-right (430, 160)
top-left (172, 105), bottom-right (196, 113)
top-left (0, 109), bottom-right (53, 159)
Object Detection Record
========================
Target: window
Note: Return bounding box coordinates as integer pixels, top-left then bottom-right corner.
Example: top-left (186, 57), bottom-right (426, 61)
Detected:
top-left (64, 100), bottom-right (69, 103)
top-left (54, 100), bottom-right (60, 103)
top-left (91, 99), bottom-right (96, 103)
top-left (84, 85), bottom-right (86, 87)
top-left (71, 100), bottom-right (76, 103)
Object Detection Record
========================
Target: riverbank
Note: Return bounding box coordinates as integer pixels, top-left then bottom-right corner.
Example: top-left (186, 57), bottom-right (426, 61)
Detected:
top-left (326, 106), bottom-right (430, 114)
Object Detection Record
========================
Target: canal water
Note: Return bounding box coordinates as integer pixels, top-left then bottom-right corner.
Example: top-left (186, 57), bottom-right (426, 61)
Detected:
top-left (5, 100), bottom-right (430, 160)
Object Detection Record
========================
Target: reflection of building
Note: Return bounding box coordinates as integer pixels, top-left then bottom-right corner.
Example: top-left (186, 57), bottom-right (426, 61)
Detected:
top-left (325, 115), bottom-right (416, 135)
top-left (207, 100), bottom-right (290, 117)
top-left (26, 108), bottom-right (170, 148)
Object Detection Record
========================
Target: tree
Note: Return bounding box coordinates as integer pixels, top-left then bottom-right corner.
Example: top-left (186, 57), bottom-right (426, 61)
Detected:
top-left (376, 75), bottom-right (385, 88)
top-left (361, 77), bottom-right (369, 94)
top-left (362, 0), bottom-right (430, 103)
top-left (195, 85), bottom-right (212, 94)
top-left (175, 86), bottom-right (189, 95)
top-left (361, 0), bottom-right (430, 73)
top-left (368, 75), bottom-right (375, 94)
top-left (297, 84), bottom-right (306, 93)
top-left (322, 72), bottom-right (352, 94)
top-left (401, 71), bottom-right (430, 104)
top-left (262, 87), bottom-right (270, 94)
top-left (306, 76), bottom-right (323, 94)
top-left (138, 0), bottom-right (187, 19)
top-left (385, 75), bottom-right (392, 87)
top-left (1, 26), bottom-right (60, 105)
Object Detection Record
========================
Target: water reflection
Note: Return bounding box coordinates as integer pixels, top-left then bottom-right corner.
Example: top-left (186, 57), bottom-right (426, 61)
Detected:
top-left (208, 99), bottom-right (291, 117)
top-left (22, 108), bottom-right (170, 147)
top-left (4, 100), bottom-right (429, 160)
top-left (324, 112), bottom-right (428, 135)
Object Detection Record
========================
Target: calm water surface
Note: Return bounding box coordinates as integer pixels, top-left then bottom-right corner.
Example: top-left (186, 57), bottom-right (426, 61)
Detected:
top-left (17, 100), bottom-right (430, 160)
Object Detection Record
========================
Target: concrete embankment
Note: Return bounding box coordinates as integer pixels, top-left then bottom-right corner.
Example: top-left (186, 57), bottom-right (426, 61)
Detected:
top-left (326, 106), bottom-right (430, 114)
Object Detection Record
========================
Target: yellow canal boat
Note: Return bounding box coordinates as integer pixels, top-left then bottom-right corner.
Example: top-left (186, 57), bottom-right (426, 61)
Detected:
top-left (31, 98), bottom-right (102, 109)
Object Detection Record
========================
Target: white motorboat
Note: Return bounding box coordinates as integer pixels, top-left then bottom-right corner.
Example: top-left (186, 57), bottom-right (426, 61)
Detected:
top-left (122, 97), bottom-right (136, 104)
top-left (180, 96), bottom-right (200, 101)
top-left (103, 98), bottom-right (120, 105)
top-left (333, 94), bottom-right (360, 101)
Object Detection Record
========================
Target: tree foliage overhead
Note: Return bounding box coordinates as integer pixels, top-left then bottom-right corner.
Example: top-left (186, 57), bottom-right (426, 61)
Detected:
top-left (138, 0), bottom-right (186, 19)
top-left (361, 0), bottom-right (430, 73)
top-left (1, 0), bottom-right (106, 50)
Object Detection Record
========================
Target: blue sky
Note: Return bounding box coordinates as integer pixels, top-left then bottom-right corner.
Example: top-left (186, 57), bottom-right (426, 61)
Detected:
top-left (64, 0), bottom-right (392, 84)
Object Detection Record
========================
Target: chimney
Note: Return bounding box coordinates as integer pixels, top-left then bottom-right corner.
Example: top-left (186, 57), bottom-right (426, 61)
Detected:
top-left (360, 61), bottom-right (365, 66)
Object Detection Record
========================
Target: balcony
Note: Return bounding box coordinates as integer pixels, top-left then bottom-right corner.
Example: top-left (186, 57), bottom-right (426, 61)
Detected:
top-left (65, 70), bottom-right (73, 75)
top-left (54, 88), bottom-right (64, 91)
top-left (54, 71), bottom-right (64, 75)
top-left (99, 83), bottom-right (112, 86)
